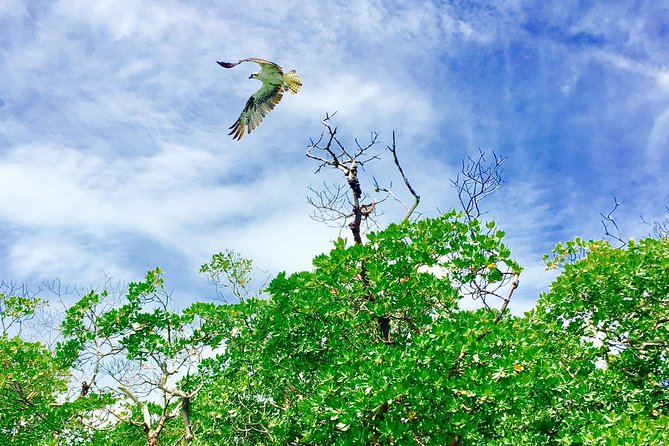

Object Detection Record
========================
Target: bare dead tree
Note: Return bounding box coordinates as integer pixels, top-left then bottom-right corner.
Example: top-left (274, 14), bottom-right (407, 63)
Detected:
top-left (307, 112), bottom-right (420, 243)
top-left (450, 148), bottom-right (506, 222)
top-left (306, 113), bottom-right (420, 343)
top-left (306, 116), bottom-right (519, 335)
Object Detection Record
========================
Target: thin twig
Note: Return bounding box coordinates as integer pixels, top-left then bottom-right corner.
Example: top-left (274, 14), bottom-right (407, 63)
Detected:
top-left (388, 132), bottom-right (420, 221)
top-left (600, 198), bottom-right (626, 247)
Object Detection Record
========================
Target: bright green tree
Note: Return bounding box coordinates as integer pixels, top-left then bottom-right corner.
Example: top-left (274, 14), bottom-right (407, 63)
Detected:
top-left (192, 211), bottom-right (522, 445)
top-left (57, 269), bottom-right (219, 446)
top-left (0, 292), bottom-right (106, 445)
top-left (517, 237), bottom-right (669, 445)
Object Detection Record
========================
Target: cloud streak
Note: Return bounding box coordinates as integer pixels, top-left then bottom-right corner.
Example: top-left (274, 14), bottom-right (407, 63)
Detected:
top-left (1, 0), bottom-right (668, 308)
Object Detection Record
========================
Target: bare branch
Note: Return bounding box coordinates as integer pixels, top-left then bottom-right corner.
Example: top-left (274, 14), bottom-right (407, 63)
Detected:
top-left (119, 385), bottom-right (152, 429)
top-left (387, 132), bottom-right (420, 221)
top-left (451, 149), bottom-right (505, 221)
top-left (600, 198), bottom-right (626, 247)
top-left (641, 205), bottom-right (669, 239)
top-left (307, 114), bottom-right (420, 240)
top-left (493, 273), bottom-right (520, 324)
top-left (307, 183), bottom-right (353, 226)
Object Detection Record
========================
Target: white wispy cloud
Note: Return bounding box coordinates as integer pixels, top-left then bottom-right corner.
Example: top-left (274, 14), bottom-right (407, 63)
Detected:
top-left (1, 0), bottom-right (667, 309)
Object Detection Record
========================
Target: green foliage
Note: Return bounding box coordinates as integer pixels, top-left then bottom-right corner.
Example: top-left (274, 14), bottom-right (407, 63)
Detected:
top-left (0, 335), bottom-right (65, 444)
top-left (541, 237), bottom-right (669, 383)
top-left (519, 237), bottom-right (669, 444)
top-left (190, 218), bottom-right (668, 445)
top-left (55, 269), bottom-right (219, 445)
top-left (0, 335), bottom-right (108, 445)
top-left (194, 212), bottom-right (524, 445)
top-left (0, 292), bottom-right (44, 335)
top-left (200, 249), bottom-right (260, 302)
top-left (4, 213), bottom-right (669, 445)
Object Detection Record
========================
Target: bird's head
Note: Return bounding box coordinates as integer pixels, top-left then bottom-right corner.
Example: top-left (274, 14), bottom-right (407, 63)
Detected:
top-left (249, 72), bottom-right (259, 80)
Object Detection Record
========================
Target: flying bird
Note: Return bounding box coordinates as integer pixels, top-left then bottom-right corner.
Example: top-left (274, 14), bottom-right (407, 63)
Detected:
top-left (217, 58), bottom-right (302, 140)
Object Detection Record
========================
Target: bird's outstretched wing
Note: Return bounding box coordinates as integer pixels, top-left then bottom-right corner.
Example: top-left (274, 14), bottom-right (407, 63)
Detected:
top-left (217, 58), bottom-right (280, 70)
top-left (218, 58), bottom-right (300, 140)
top-left (228, 82), bottom-right (285, 140)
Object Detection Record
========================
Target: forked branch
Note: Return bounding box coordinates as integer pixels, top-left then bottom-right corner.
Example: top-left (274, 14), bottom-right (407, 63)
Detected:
top-left (307, 114), bottom-right (420, 236)
top-left (451, 149), bottom-right (505, 221)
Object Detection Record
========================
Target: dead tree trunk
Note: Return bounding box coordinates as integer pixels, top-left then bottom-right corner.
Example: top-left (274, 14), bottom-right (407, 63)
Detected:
top-left (307, 114), bottom-right (418, 344)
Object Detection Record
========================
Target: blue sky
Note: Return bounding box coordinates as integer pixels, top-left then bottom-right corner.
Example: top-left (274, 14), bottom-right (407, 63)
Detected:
top-left (1, 0), bottom-right (668, 313)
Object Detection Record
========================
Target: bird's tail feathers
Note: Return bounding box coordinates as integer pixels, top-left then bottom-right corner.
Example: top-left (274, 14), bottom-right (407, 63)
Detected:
top-left (284, 70), bottom-right (302, 94)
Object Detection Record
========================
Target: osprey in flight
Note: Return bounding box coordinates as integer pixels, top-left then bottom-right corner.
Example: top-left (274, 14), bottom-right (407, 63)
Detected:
top-left (217, 58), bottom-right (302, 140)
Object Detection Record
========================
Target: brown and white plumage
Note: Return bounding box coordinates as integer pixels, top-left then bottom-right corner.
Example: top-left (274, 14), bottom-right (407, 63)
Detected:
top-left (217, 58), bottom-right (302, 140)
